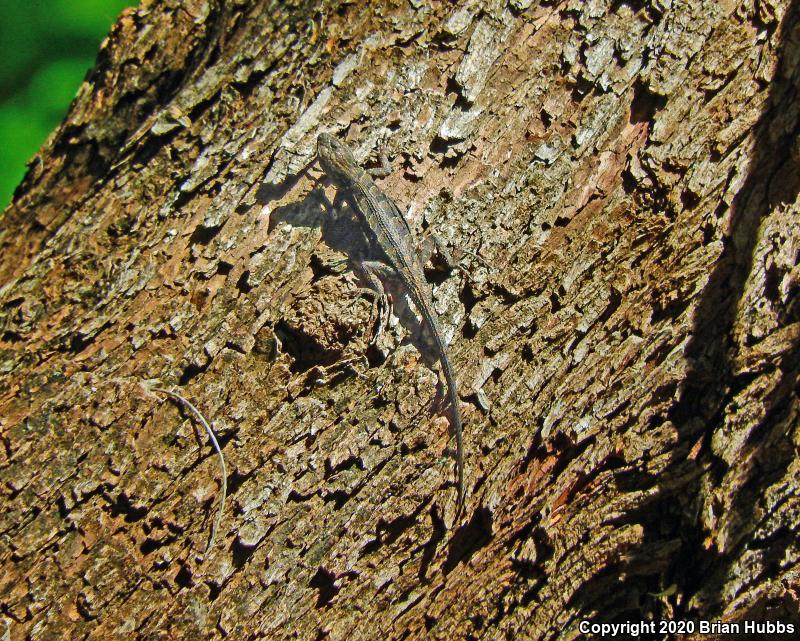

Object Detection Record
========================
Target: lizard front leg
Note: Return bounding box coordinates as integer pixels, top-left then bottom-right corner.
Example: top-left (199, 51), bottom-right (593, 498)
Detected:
top-left (418, 233), bottom-right (490, 277)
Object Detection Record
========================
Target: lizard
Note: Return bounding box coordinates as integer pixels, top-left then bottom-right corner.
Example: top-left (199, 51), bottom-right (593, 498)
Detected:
top-left (316, 133), bottom-right (464, 520)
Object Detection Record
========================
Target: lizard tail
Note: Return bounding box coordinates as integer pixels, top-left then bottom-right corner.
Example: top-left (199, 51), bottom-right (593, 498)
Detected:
top-left (412, 288), bottom-right (465, 524)
top-left (441, 354), bottom-right (464, 523)
top-left (425, 317), bottom-right (464, 524)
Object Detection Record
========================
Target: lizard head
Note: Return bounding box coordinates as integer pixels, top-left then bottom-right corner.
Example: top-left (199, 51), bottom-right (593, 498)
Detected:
top-left (317, 133), bottom-right (358, 181)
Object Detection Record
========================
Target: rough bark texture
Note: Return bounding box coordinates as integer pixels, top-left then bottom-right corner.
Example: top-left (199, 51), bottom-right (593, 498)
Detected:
top-left (1, 0), bottom-right (798, 639)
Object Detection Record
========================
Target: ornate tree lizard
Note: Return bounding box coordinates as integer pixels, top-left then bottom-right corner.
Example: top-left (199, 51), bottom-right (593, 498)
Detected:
top-left (317, 133), bottom-right (464, 520)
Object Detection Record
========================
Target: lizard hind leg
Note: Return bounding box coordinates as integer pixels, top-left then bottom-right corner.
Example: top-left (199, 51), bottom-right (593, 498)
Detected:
top-left (353, 285), bottom-right (389, 346)
top-left (353, 260), bottom-right (394, 346)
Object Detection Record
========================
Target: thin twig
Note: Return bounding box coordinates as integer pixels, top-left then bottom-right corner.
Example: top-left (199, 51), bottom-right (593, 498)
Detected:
top-left (150, 386), bottom-right (227, 557)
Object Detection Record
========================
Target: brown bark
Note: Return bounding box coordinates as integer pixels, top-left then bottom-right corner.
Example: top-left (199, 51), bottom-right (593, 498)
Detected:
top-left (1, 0), bottom-right (798, 639)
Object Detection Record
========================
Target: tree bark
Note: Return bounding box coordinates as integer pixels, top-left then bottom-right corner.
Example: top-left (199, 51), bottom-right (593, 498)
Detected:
top-left (1, 0), bottom-right (798, 639)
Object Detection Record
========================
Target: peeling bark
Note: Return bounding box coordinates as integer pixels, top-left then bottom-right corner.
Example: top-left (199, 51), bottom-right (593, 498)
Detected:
top-left (1, 0), bottom-right (798, 639)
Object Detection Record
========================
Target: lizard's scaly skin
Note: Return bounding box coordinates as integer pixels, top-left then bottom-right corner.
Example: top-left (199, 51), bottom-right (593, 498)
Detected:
top-left (317, 133), bottom-right (464, 520)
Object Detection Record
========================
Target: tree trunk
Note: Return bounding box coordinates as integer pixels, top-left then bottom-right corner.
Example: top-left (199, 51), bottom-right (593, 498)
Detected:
top-left (1, 0), bottom-right (798, 639)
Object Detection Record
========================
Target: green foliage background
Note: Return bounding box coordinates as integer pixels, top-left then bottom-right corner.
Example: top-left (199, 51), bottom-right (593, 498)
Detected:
top-left (0, 0), bottom-right (134, 208)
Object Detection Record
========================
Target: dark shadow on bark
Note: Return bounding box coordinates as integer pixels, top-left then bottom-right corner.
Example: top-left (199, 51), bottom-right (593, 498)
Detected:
top-left (568, 2), bottom-right (800, 628)
top-left (664, 0), bottom-right (800, 620)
